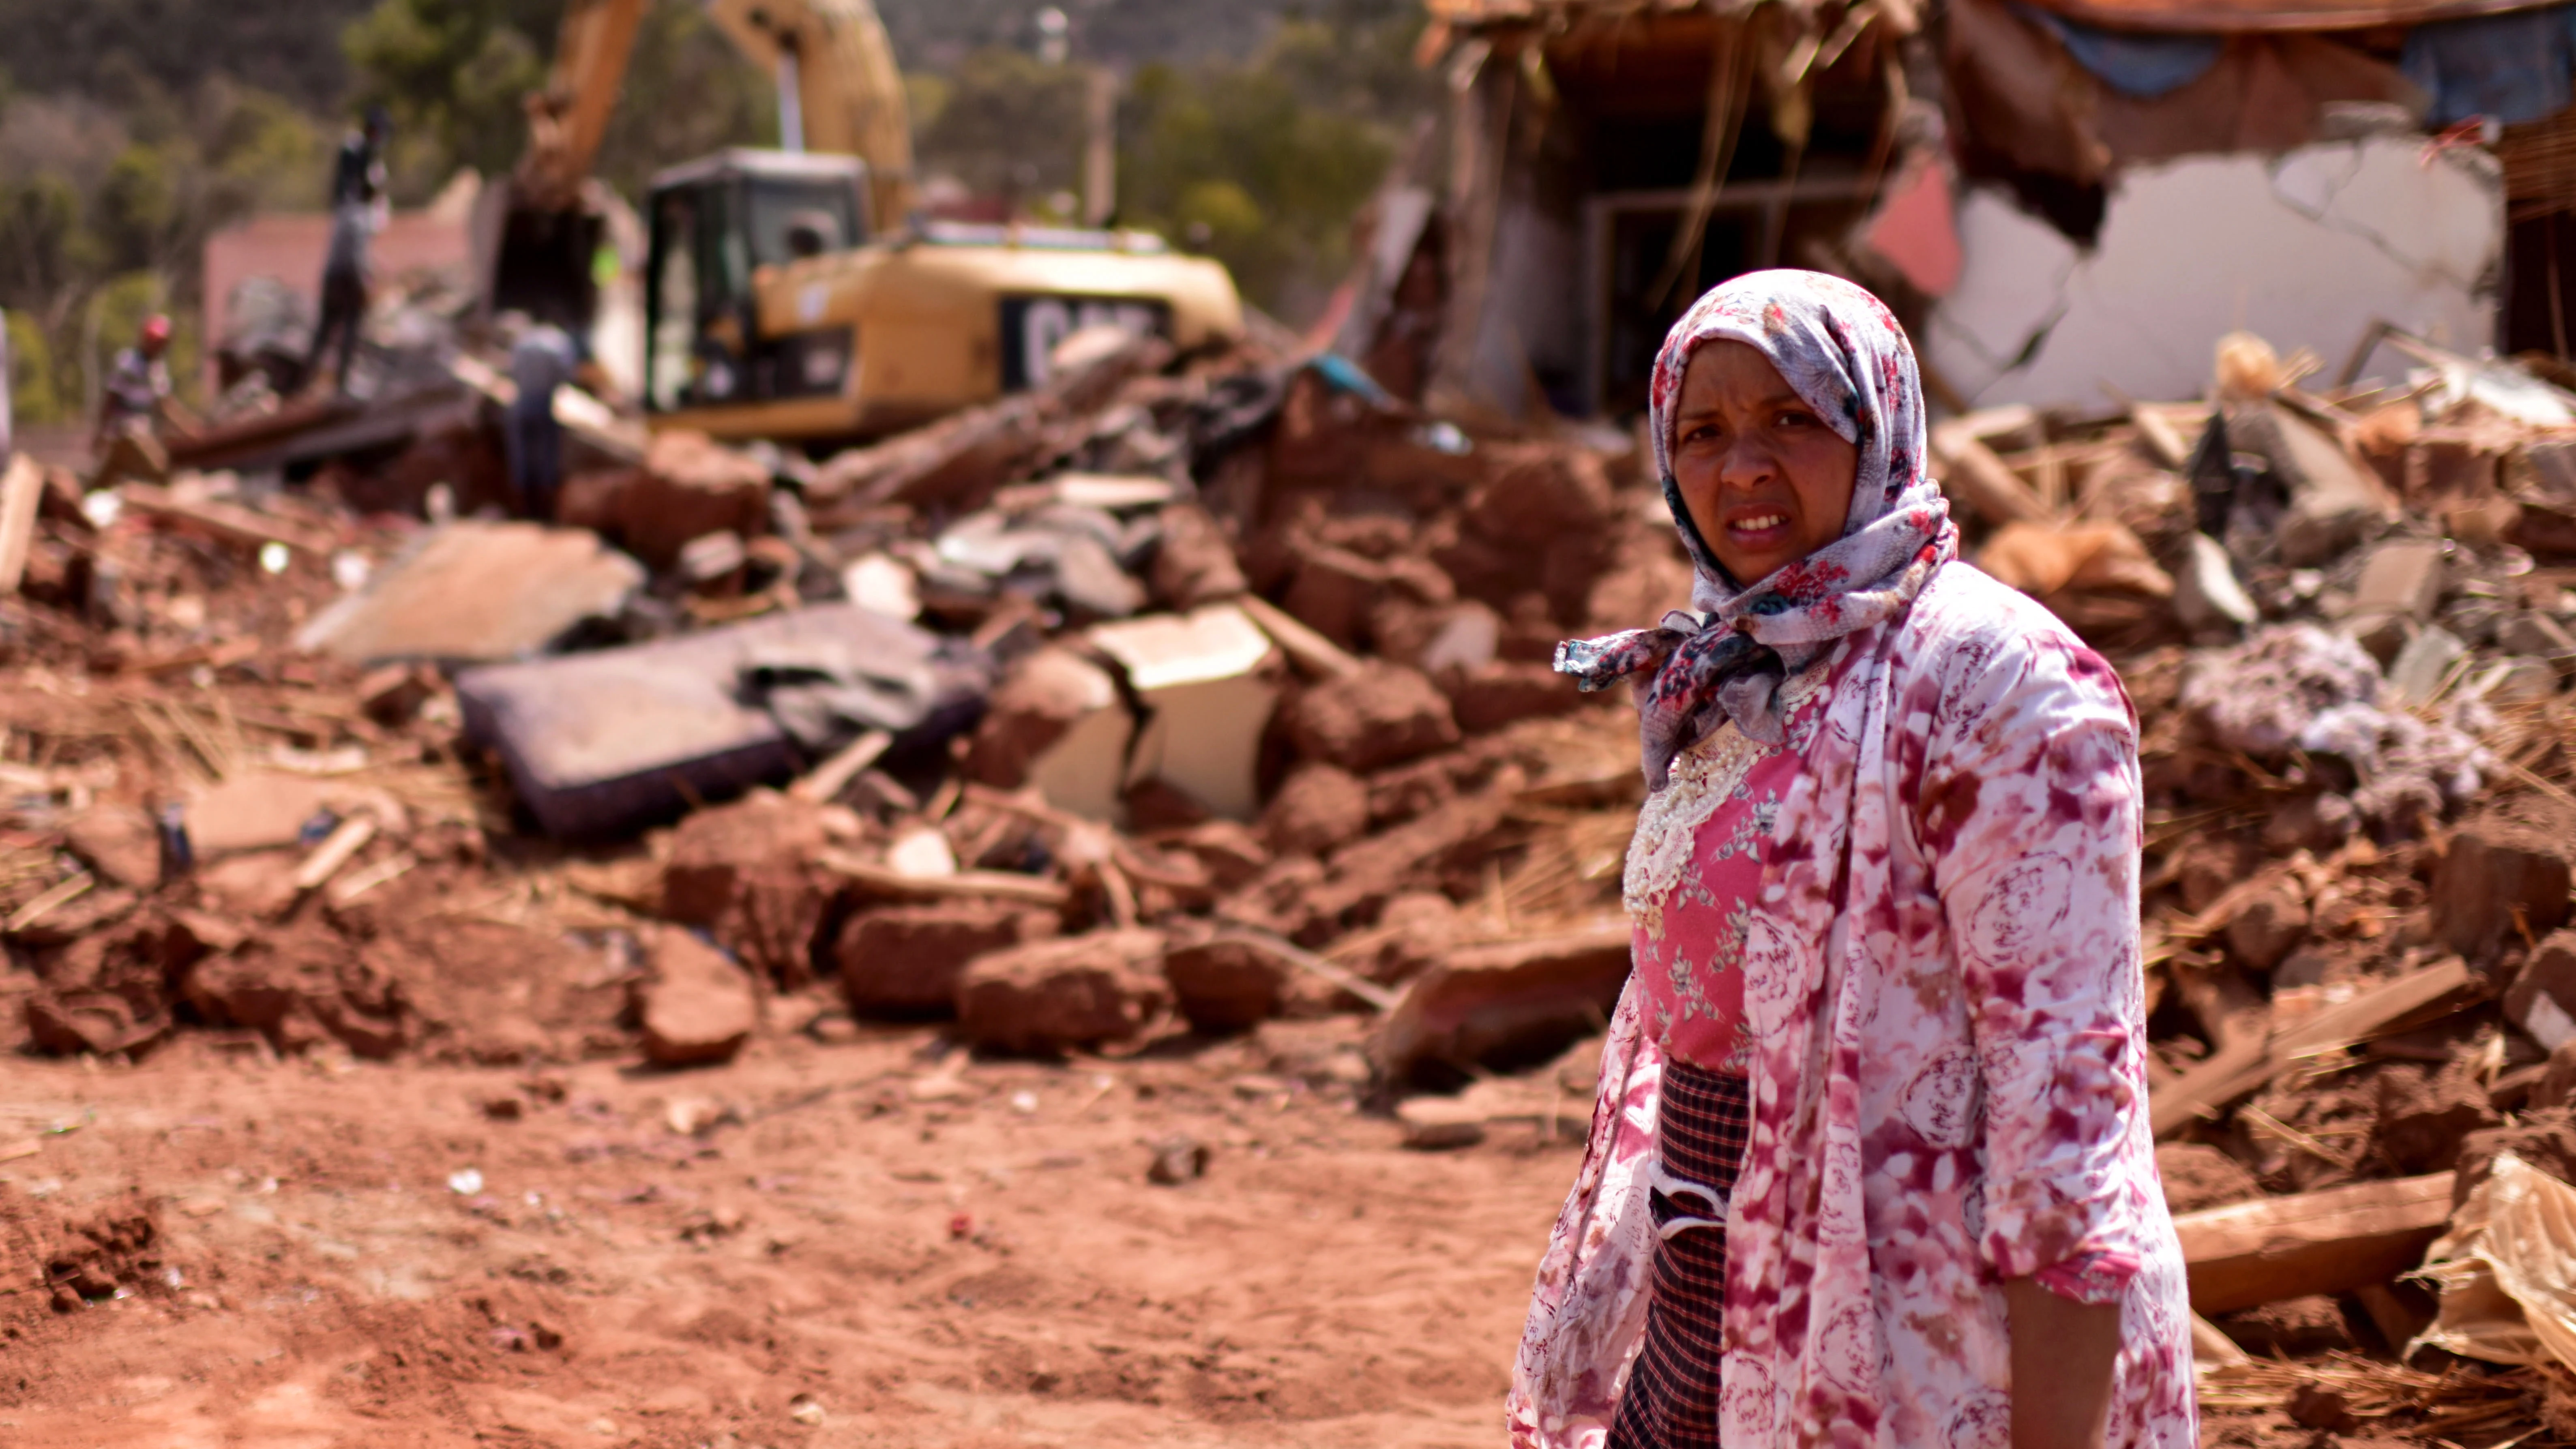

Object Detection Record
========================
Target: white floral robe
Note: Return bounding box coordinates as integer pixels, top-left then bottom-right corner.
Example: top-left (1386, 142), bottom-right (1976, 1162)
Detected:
top-left (1509, 561), bottom-right (2196, 1449)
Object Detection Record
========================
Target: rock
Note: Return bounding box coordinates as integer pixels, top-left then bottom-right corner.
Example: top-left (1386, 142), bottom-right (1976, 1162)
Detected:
top-left (1396, 1096), bottom-right (1489, 1150)
top-left (621, 431), bottom-right (772, 570)
top-left (2507, 928), bottom-right (2576, 1052)
top-left (2154, 1142), bottom-right (2262, 1215)
top-left (2261, 793), bottom-right (2357, 855)
top-left (2341, 610), bottom-right (2415, 669)
top-left (1161, 937), bottom-right (1286, 1033)
top-left (1145, 1134), bottom-right (1209, 1185)
top-left (1288, 666), bottom-right (1461, 773)
top-left (2500, 609), bottom-right (2576, 665)
top-left (1441, 660), bottom-right (1579, 734)
top-left (2235, 404), bottom-right (2389, 567)
top-left (1371, 924), bottom-right (1632, 1085)
top-left (2387, 624), bottom-right (2467, 706)
top-left (964, 646), bottom-right (1134, 823)
top-left (2214, 1295), bottom-right (2359, 1357)
top-left (2432, 808), bottom-right (2576, 967)
top-left (2172, 532), bottom-right (2257, 633)
top-left (1149, 502), bottom-right (1248, 610)
top-left (184, 773), bottom-right (341, 857)
top-left (24, 989), bottom-right (168, 1057)
top-left (954, 929), bottom-right (1169, 1054)
top-left (1052, 531), bottom-right (1148, 618)
top-left (2489, 656), bottom-right (2560, 704)
top-left (837, 900), bottom-right (1053, 1015)
top-left (62, 809), bottom-right (162, 890)
top-left (659, 792), bottom-right (836, 987)
top-left (2346, 539), bottom-right (2446, 622)
top-left (2454, 1106), bottom-right (2576, 1205)
top-left (2370, 1061), bottom-right (2498, 1174)
top-left (1282, 546), bottom-right (1386, 649)
top-left (2223, 879), bottom-right (2309, 971)
top-left (2287, 1385), bottom-right (2359, 1434)
top-left (636, 931), bottom-right (757, 1067)
top-left (1315, 785), bottom-right (1513, 924)
top-left (661, 793), bottom-right (835, 923)
top-left (1262, 763), bottom-right (1371, 857)
top-left (2535, 1039), bottom-right (2576, 1110)
top-left (192, 849), bottom-right (306, 920)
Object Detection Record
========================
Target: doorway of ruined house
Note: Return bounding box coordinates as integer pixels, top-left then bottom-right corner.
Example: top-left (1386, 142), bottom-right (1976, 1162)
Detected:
top-left (1584, 180), bottom-right (1881, 417)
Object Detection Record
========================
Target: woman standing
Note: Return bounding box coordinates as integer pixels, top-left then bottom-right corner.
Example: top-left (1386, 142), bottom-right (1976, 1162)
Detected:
top-left (1510, 272), bottom-right (2194, 1449)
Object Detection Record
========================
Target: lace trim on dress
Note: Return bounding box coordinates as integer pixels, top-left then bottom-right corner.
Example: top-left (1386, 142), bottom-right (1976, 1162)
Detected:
top-left (1621, 662), bottom-right (1830, 940)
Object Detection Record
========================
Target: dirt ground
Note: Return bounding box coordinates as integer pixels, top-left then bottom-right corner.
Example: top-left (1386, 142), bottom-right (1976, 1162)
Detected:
top-left (0, 1012), bottom-right (1575, 1449)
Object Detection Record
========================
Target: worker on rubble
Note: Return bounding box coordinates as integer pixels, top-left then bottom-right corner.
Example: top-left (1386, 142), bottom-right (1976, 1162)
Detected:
top-left (303, 106), bottom-right (392, 397)
top-left (1512, 272), bottom-right (2193, 1449)
top-left (498, 311), bottom-right (581, 521)
top-left (94, 314), bottom-right (179, 450)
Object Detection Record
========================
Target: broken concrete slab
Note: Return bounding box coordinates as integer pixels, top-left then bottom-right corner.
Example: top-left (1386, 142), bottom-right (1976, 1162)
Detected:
top-left (2509, 930), bottom-right (2576, 1052)
top-left (1088, 604), bottom-right (1280, 822)
top-left (455, 604), bottom-right (989, 839)
top-left (1927, 136), bottom-right (2499, 412)
top-left (2436, 810), bottom-right (2576, 968)
top-left (2174, 532), bottom-right (2258, 634)
top-left (2347, 540), bottom-right (2446, 622)
top-left (293, 521), bottom-right (643, 667)
top-left (2236, 406), bottom-right (2395, 568)
top-left (2388, 625), bottom-right (2469, 706)
top-left (965, 647), bottom-right (1135, 824)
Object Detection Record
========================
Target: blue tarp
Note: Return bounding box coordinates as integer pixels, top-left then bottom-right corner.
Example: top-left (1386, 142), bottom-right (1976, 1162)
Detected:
top-left (2401, 4), bottom-right (2576, 126)
top-left (2013, 3), bottom-right (2224, 98)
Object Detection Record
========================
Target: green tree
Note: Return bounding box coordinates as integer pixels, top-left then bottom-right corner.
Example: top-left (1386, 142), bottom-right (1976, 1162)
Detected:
top-left (1115, 7), bottom-right (1428, 318)
top-left (913, 47), bottom-right (1088, 206)
top-left (7, 309), bottom-right (64, 426)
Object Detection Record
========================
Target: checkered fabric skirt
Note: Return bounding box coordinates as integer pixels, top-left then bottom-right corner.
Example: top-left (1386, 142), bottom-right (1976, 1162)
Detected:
top-left (1606, 1064), bottom-right (1753, 1449)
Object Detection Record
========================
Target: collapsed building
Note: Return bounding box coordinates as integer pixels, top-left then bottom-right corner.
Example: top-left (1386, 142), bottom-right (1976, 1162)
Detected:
top-left (1377, 0), bottom-right (2545, 421)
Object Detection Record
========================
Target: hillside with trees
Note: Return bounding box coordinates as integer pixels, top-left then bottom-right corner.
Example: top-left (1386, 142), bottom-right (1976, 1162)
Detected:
top-left (1, 0), bottom-right (1428, 424)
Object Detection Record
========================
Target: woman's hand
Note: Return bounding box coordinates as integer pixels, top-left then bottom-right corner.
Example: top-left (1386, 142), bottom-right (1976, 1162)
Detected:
top-left (2003, 1278), bottom-right (2121, 1449)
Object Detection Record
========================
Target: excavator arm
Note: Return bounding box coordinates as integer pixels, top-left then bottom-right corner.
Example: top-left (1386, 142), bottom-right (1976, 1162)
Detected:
top-left (704, 0), bottom-right (918, 231)
top-left (514, 0), bottom-right (652, 212)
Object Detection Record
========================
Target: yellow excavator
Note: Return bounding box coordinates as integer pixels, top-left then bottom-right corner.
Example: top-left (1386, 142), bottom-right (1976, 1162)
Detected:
top-left (487, 0), bottom-right (1242, 444)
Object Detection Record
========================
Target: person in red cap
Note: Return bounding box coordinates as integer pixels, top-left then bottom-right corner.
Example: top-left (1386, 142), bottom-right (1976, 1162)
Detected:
top-left (94, 313), bottom-right (189, 459)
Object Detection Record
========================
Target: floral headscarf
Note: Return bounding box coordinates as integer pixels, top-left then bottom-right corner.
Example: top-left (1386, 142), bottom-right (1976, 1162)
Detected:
top-left (1554, 270), bottom-right (1957, 789)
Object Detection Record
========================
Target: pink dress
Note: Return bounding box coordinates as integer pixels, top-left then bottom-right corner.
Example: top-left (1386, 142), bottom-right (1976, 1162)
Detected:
top-left (1510, 562), bottom-right (2196, 1449)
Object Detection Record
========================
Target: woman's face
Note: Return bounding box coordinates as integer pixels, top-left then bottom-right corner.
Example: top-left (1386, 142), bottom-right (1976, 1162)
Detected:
top-left (1669, 339), bottom-right (1859, 585)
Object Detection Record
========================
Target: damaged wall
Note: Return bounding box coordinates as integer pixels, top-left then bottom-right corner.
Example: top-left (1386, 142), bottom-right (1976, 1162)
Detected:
top-left (1927, 132), bottom-right (2503, 412)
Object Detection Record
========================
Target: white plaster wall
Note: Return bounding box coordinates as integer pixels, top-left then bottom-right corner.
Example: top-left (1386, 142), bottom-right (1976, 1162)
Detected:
top-left (1924, 136), bottom-right (2501, 412)
top-left (1466, 191), bottom-right (1584, 415)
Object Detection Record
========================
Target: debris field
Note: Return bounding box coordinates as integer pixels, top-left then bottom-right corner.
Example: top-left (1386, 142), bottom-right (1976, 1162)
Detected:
top-left (11, 313), bottom-right (2576, 1444)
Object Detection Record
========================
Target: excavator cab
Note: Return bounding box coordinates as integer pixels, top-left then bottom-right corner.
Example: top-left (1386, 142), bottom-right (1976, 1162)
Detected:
top-left (643, 149), bottom-right (871, 414)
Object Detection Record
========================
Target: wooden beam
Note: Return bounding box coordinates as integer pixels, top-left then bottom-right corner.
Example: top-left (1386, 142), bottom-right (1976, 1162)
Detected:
top-left (2174, 1172), bottom-right (2454, 1315)
top-left (2150, 956), bottom-right (2479, 1137)
top-left (1236, 593), bottom-right (1364, 681)
top-left (1930, 420), bottom-right (2051, 526)
top-left (0, 453), bottom-right (40, 594)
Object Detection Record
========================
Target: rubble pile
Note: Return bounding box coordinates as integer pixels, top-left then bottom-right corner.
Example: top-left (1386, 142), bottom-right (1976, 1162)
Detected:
top-left (0, 321), bottom-right (1667, 1093)
top-left (1922, 330), bottom-right (2576, 1434)
top-left (26, 311), bottom-right (2576, 1428)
